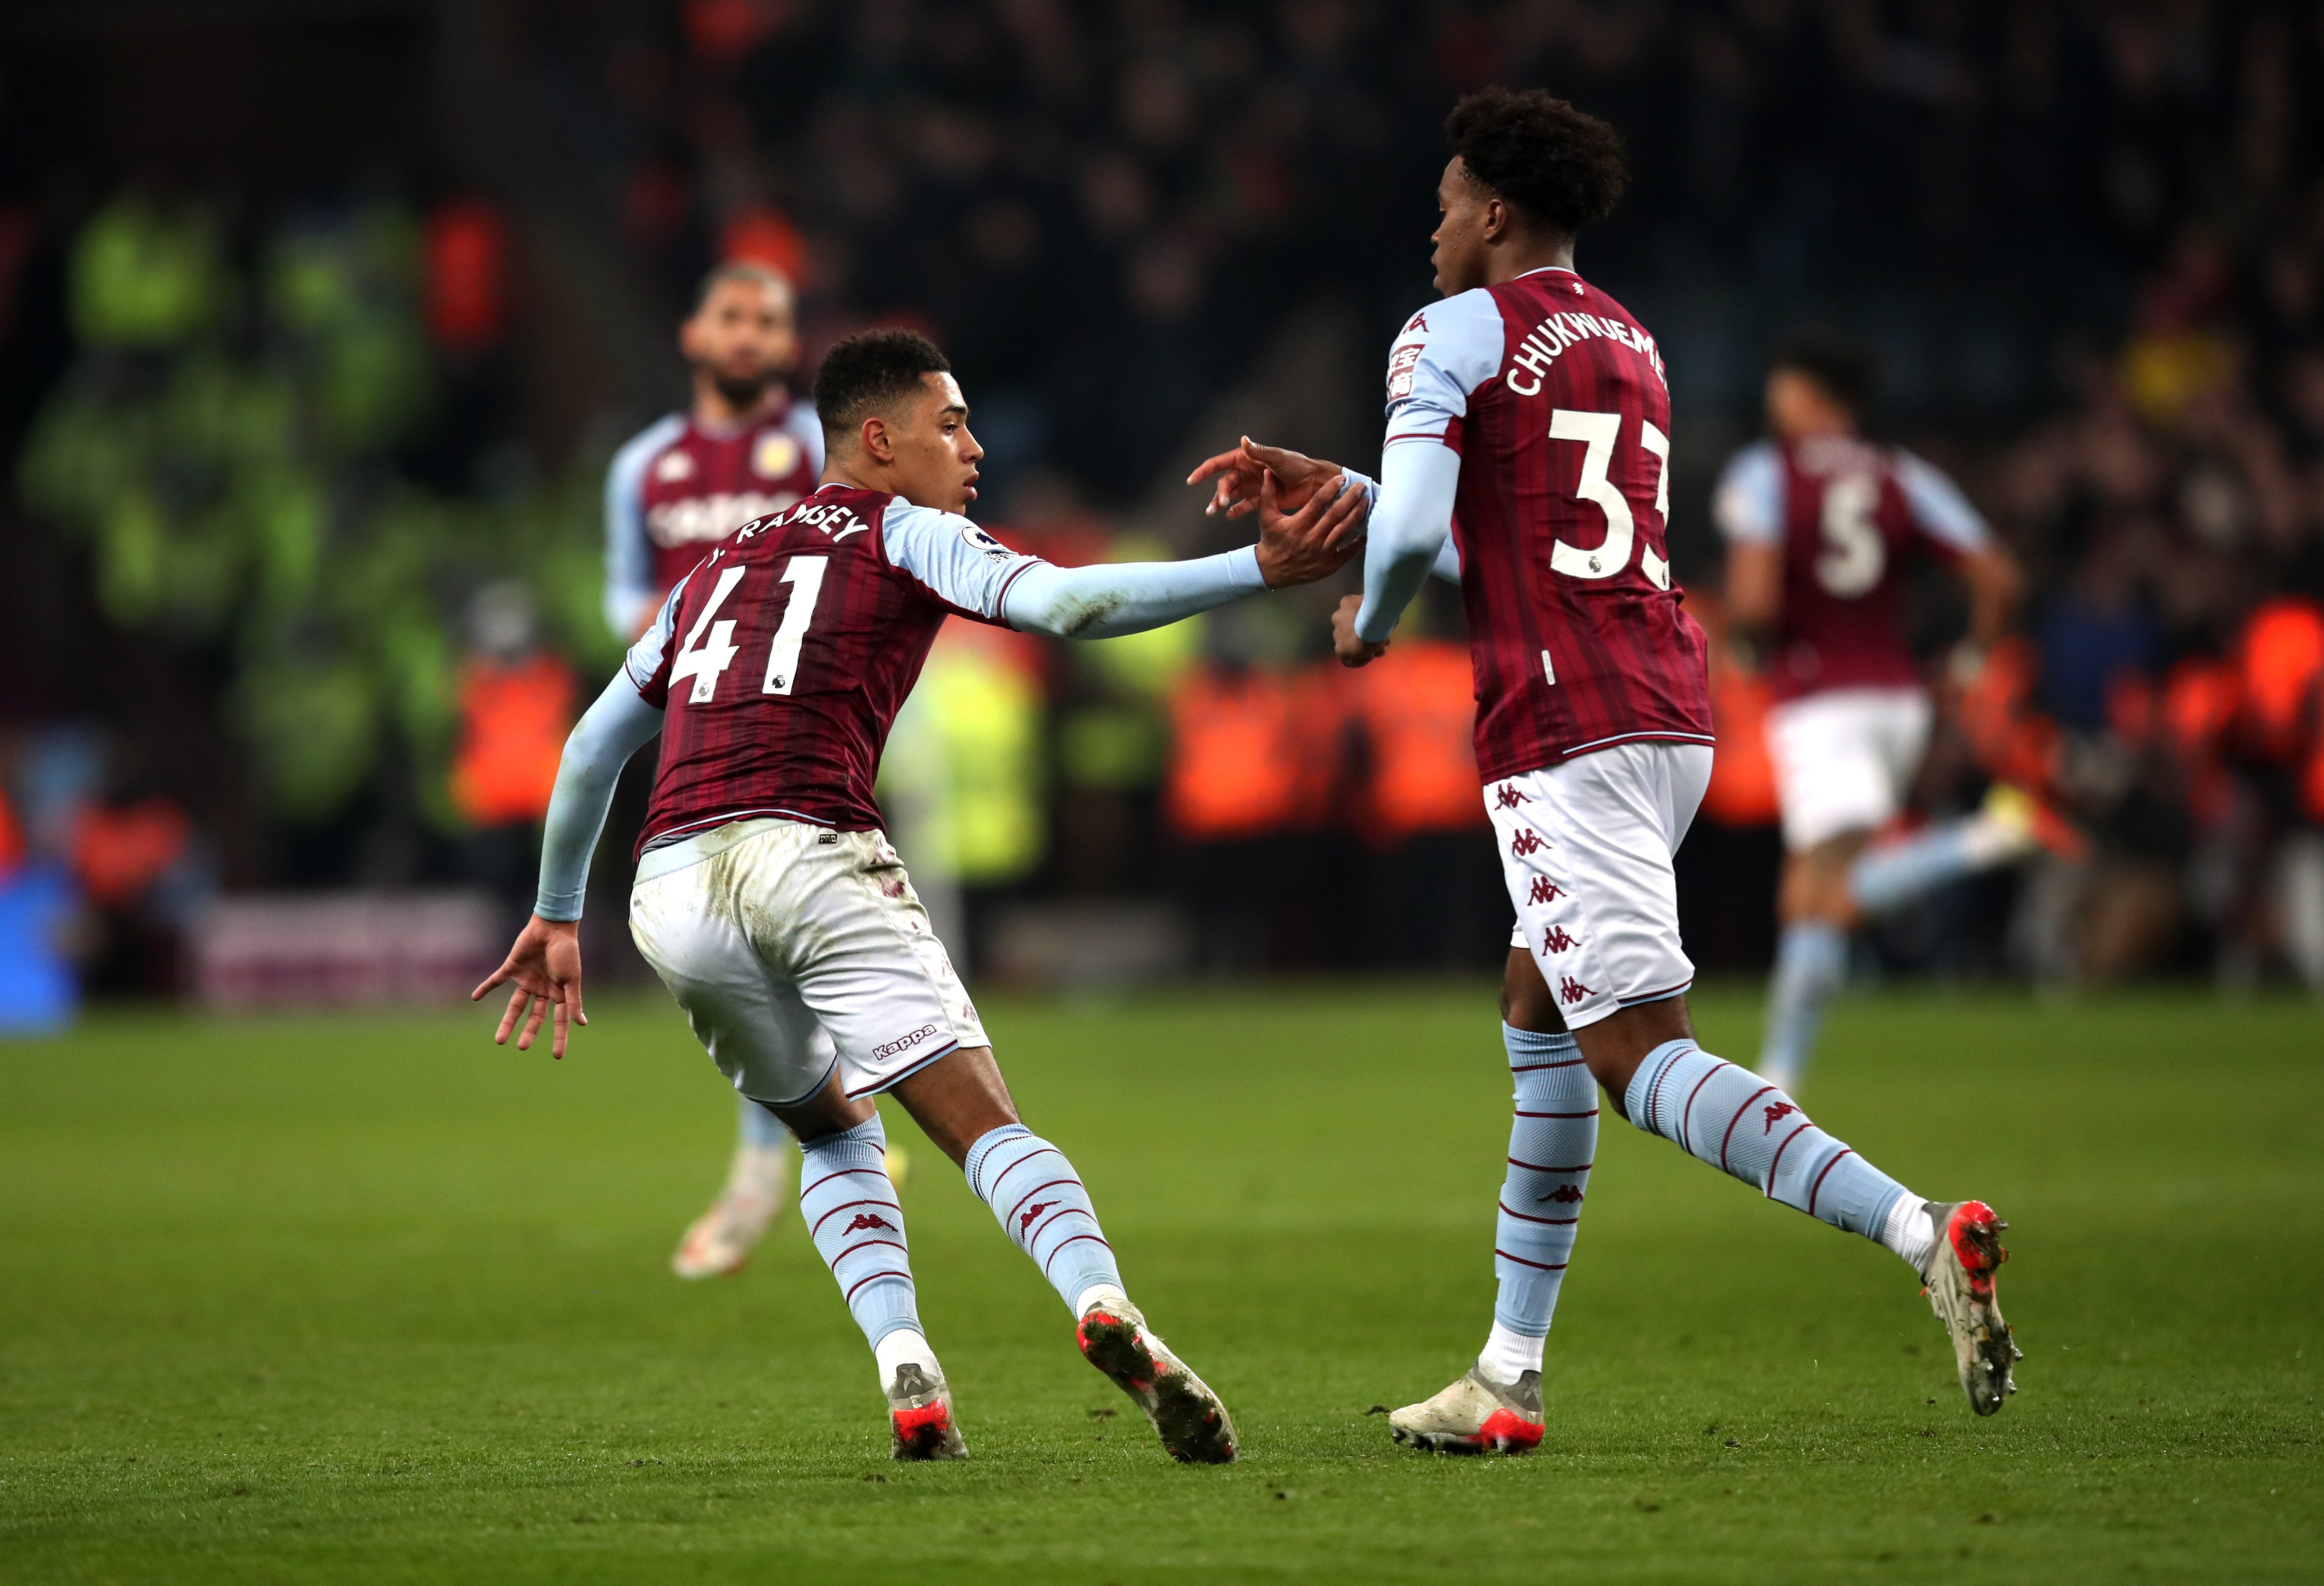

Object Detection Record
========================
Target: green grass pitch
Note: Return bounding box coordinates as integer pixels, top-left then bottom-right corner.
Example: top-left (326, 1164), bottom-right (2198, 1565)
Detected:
top-left (1, 982), bottom-right (2318, 1583)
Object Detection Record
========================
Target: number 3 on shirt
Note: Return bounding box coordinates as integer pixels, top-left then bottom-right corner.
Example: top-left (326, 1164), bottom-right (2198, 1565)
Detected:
top-left (1546, 408), bottom-right (1671, 590)
top-left (668, 555), bottom-right (830, 704)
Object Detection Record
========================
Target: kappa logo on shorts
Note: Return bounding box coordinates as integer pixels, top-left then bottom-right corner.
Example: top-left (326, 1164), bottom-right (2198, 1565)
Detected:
top-left (844, 1212), bottom-right (896, 1235)
top-left (1510, 829), bottom-right (1547, 857)
top-left (1558, 975), bottom-right (1593, 1005)
top-left (1763, 1101), bottom-right (1798, 1133)
top-left (1542, 925), bottom-right (1580, 955)
top-left (1017, 1201), bottom-right (1053, 1236)
top-left (1494, 783), bottom-right (1530, 809)
top-left (872, 1024), bottom-right (940, 1060)
top-left (1528, 876), bottom-right (1567, 905)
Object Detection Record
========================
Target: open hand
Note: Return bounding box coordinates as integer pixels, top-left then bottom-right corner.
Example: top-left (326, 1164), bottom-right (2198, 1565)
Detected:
top-left (1332, 593), bottom-right (1389, 668)
top-left (1255, 469), bottom-right (1367, 588)
top-left (472, 914), bottom-right (587, 1058)
top-left (1188, 436), bottom-right (1342, 519)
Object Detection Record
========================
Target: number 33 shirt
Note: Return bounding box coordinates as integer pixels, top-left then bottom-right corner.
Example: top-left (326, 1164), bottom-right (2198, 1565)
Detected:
top-left (1713, 434), bottom-right (1989, 703)
top-left (624, 484), bottom-right (1042, 848)
top-left (1382, 267), bottom-right (1713, 782)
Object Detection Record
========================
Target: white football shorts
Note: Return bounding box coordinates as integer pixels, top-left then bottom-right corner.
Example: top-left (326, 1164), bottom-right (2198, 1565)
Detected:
top-left (1763, 685), bottom-right (1933, 851)
top-left (628, 818), bottom-right (989, 1108)
top-left (1492, 740), bottom-right (1714, 1031)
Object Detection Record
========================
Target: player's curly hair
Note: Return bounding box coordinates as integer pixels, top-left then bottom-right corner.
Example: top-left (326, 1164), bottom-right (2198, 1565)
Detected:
top-left (814, 327), bottom-right (953, 449)
top-left (1771, 326), bottom-right (1879, 415)
top-left (1445, 87), bottom-right (1628, 236)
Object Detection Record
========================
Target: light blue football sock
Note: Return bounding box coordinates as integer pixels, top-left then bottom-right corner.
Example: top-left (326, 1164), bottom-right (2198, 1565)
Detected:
top-left (738, 1092), bottom-right (794, 1152)
top-left (1490, 1024), bottom-right (1596, 1345)
top-left (1623, 1040), bottom-right (1913, 1247)
top-left (1849, 821), bottom-right (1986, 916)
top-left (964, 1124), bottom-right (1124, 1314)
top-left (1759, 919), bottom-right (1847, 1087)
top-left (798, 1113), bottom-right (922, 1352)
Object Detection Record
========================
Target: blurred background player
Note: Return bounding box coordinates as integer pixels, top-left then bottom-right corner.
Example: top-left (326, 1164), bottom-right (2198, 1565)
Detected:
top-left (1201, 89), bottom-right (2018, 1451)
top-left (486, 327), bottom-right (1364, 1461)
top-left (601, 260), bottom-right (904, 1279)
top-left (1716, 330), bottom-right (2051, 1091)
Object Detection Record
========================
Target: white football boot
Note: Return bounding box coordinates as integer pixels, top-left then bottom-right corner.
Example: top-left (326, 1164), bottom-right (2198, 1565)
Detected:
top-left (886, 1360), bottom-right (968, 1460)
top-left (1075, 1297), bottom-right (1238, 1464)
top-left (670, 1140), bottom-right (793, 1279)
top-left (1918, 1199), bottom-right (2020, 1415)
top-left (1388, 1365), bottom-right (1544, 1454)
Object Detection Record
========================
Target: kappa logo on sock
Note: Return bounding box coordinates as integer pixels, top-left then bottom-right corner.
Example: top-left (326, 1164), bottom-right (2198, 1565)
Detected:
top-left (1528, 876), bottom-right (1566, 905)
top-left (1511, 829), bottom-right (1547, 857)
top-left (1534, 1184), bottom-right (1585, 1205)
top-left (1763, 1101), bottom-right (1797, 1133)
top-left (1557, 975), bottom-right (1592, 1005)
top-left (1494, 782), bottom-right (1530, 809)
top-left (1542, 925), bottom-right (1580, 954)
top-left (844, 1212), bottom-right (896, 1234)
top-left (1017, 1201), bottom-right (1053, 1236)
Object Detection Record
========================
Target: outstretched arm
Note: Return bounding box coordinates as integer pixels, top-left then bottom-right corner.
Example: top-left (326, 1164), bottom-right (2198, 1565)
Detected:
top-left (1004, 470), bottom-right (1366, 639)
top-left (470, 674), bottom-right (664, 1057)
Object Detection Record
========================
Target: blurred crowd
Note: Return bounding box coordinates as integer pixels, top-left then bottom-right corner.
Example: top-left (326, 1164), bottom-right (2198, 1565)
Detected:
top-left (3, 1), bottom-right (2324, 1003)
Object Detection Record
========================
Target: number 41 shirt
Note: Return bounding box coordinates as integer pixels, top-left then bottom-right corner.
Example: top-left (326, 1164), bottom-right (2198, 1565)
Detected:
top-left (624, 484), bottom-right (1042, 851)
top-left (1382, 266), bottom-right (1713, 782)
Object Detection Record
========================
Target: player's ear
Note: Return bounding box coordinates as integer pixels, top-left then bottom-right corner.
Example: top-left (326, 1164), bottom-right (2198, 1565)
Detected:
top-left (858, 413), bottom-right (895, 463)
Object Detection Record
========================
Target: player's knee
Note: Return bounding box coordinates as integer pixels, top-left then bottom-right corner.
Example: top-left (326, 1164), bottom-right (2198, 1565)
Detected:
top-left (1501, 949), bottom-right (1564, 1032)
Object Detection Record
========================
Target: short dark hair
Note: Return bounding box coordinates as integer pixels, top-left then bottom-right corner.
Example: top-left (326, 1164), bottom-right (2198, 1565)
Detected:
top-left (813, 328), bottom-right (953, 449)
top-left (1770, 326), bottom-right (1878, 415)
top-left (694, 261), bottom-right (793, 313)
top-left (1445, 87), bottom-right (1627, 236)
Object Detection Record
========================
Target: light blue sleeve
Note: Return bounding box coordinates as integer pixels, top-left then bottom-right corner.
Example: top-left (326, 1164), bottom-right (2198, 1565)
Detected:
top-left (1712, 440), bottom-right (1785, 546)
top-left (1002, 548), bottom-right (1268, 639)
top-left (1340, 468), bottom-right (1461, 585)
top-left (1351, 445), bottom-right (1462, 644)
top-left (1381, 289), bottom-right (1505, 448)
top-left (1894, 450), bottom-right (1991, 554)
top-left (533, 673), bottom-right (665, 921)
top-left (603, 415), bottom-right (686, 637)
top-left (881, 501), bottom-right (1047, 619)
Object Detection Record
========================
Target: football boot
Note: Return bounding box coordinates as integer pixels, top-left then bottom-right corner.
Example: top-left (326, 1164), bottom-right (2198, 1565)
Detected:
top-left (886, 1361), bottom-right (967, 1460)
top-left (1918, 1199), bottom-right (2020, 1416)
top-left (670, 1141), bottom-right (792, 1279)
top-left (1075, 1298), bottom-right (1237, 1464)
top-left (1387, 1365), bottom-right (1544, 1454)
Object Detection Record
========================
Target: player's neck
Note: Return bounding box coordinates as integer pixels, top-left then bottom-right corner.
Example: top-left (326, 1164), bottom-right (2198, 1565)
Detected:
top-left (1482, 232), bottom-right (1575, 288)
top-left (820, 457), bottom-right (890, 497)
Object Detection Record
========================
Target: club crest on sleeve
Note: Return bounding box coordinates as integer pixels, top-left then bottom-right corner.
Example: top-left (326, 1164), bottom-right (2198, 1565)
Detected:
top-left (1387, 342), bottom-right (1424, 399)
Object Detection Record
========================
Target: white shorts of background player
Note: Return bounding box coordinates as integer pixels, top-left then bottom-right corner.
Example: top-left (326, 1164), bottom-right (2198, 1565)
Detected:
top-left (628, 818), bottom-right (990, 1107)
top-left (1491, 740), bottom-right (1714, 1032)
top-left (1763, 685), bottom-right (1933, 853)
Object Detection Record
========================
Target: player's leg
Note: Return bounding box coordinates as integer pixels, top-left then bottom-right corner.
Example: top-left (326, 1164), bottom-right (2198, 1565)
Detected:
top-left (630, 842), bottom-right (959, 1458)
top-left (1759, 834), bottom-right (1862, 1091)
top-left (1759, 691), bottom-right (1903, 1089)
top-left (789, 828), bottom-right (1237, 1464)
top-left (1848, 782), bottom-right (2066, 914)
top-left (1543, 742), bottom-right (2015, 1416)
top-left (670, 1091), bottom-right (798, 1280)
top-left (1390, 780), bottom-right (1613, 1455)
top-left (1386, 944), bottom-right (1593, 1454)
